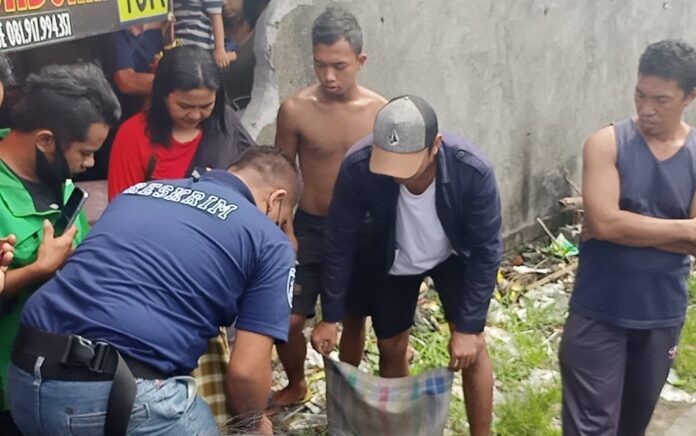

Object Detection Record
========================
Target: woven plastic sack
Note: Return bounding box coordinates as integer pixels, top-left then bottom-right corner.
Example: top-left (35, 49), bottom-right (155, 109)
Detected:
top-left (324, 357), bottom-right (454, 436)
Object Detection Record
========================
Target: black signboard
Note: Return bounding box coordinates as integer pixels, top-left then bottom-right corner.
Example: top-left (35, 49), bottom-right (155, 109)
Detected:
top-left (0, 0), bottom-right (169, 52)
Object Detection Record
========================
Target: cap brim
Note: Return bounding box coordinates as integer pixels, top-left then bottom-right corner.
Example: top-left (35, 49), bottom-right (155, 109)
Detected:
top-left (369, 146), bottom-right (428, 179)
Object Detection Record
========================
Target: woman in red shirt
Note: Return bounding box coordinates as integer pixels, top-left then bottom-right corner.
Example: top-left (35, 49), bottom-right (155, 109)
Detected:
top-left (108, 45), bottom-right (254, 200)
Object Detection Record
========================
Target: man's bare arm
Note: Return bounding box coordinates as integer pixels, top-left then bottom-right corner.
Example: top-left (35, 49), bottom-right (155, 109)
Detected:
top-left (226, 329), bottom-right (273, 433)
top-left (274, 99), bottom-right (301, 161)
top-left (583, 126), bottom-right (696, 246)
top-left (113, 69), bottom-right (154, 96)
top-left (655, 191), bottom-right (696, 254)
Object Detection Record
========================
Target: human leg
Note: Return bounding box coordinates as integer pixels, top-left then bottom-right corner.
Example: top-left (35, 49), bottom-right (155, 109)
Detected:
top-left (371, 274), bottom-right (422, 377)
top-left (271, 211), bottom-right (324, 407)
top-left (559, 312), bottom-right (628, 436)
top-left (271, 314), bottom-right (309, 407)
top-left (460, 343), bottom-right (493, 436)
top-left (376, 329), bottom-right (412, 377)
top-left (431, 257), bottom-right (492, 436)
top-left (338, 222), bottom-right (378, 366)
top-left (339, 312), bottom-right (366, 367)
top-left (617, 325), bottom-right (682, 436)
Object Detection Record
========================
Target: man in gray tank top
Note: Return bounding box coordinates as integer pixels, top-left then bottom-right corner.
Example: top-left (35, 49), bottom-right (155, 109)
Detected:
top-left (560, 39), bottom-right (696, 436)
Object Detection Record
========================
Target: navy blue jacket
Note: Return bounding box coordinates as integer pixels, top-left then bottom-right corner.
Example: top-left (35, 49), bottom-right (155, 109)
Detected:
top-left (321, 132), bottom-right (503, 333)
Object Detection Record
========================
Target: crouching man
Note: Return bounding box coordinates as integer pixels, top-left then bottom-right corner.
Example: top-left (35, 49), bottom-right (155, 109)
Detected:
top-left (9, 147), bottom-right (301, 435)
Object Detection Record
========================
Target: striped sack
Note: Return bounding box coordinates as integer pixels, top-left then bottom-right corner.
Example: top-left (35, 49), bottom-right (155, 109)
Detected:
top-left (324, 357), bottom-right (454, 436)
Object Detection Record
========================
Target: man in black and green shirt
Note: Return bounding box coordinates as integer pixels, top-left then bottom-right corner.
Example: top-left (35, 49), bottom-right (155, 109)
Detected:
top-left (0, 63), bottom-right (120, 429)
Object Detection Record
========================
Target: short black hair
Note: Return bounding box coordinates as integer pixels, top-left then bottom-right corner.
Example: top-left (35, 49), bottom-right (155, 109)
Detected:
top-left (12, 63), bottom-right (120, 148)
top-left (148, 45), bottom-right (227, 147)
top-left (0, 53), bottom-right (15, 87)
top-left (231, 146), bottom-right (303, 204)
top-left (639, 39), bottom-right (696, 94)
top-left (311, 7), bottom-right (363, 54)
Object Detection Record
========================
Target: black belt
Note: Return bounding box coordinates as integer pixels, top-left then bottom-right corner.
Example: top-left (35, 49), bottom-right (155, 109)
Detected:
top-left (12, 325), bottom-right (171, 436)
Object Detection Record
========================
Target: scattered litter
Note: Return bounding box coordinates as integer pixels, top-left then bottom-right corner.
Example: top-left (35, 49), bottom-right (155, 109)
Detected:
top-left (512, 266), bottom-right (552, 275)
top-left (546, 233), bottom-right (579, 258)
top-left (667, 368), bottom-right (687, 387)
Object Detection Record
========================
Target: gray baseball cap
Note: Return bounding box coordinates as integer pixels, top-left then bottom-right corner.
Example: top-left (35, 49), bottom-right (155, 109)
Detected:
top-left (369, 95), bottom-right (439, 178)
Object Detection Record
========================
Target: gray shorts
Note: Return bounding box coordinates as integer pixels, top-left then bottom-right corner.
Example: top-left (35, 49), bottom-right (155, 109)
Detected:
top-left (291, 210), bottom-right (375, 318)
top-left (559, 311), bottom-right (682, 436)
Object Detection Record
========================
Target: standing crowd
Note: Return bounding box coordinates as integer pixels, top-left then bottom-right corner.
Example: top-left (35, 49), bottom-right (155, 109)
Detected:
top-left (0, 4), bottom-right (695, 436)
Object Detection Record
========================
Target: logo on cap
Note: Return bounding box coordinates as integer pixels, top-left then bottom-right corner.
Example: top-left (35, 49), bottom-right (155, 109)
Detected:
top-left (387, 129), bottom-right (400, 146)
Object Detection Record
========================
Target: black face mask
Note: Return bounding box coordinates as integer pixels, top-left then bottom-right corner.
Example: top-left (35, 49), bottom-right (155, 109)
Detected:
top-left (35, 145), bottom-right (71, 201)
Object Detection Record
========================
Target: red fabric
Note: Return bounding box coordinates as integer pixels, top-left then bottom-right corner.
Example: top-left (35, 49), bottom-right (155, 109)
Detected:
top-left (108, 113), bottom-right (203, 201)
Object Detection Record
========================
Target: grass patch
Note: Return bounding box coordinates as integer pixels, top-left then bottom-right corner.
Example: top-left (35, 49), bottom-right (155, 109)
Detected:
top-left (489, 303), bottom-right (562, 387)
top-left (675, 307), bottom-right (696, 392)
top-left (675, 275), bottom-right (696, 392)
top-left (495, 384), bottom-right (562, 436)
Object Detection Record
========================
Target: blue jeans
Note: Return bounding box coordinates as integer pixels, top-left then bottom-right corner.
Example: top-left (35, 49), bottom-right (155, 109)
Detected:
top-left (8, 359), bottom-right (219, 435)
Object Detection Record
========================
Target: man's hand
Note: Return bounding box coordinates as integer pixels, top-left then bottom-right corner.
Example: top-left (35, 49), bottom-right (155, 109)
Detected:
top-left (448, 330), bottom-right (486, 371)
top-left (34, 220), bottom-right (77, 276)
top-left (311, 321), bottom-right (338, 355)
top-left (1, 234), bottom-right (16, 293)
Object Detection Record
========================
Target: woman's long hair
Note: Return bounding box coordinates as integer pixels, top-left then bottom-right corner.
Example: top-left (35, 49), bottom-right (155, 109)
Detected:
top-left (147, 45), bottom-right (227, 147)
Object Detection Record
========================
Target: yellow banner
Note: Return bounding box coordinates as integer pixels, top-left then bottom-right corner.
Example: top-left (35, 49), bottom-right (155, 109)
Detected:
top-left (117, 0), bottom-right (168, 23)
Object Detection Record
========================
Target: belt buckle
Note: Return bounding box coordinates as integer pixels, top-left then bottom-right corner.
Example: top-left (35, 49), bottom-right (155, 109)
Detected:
top-left (88, 342), bottom-right (111, 373)
top-left (60, 335), bottom-right (95, 367)
top-left (60, 335), bottom-right (111, 373)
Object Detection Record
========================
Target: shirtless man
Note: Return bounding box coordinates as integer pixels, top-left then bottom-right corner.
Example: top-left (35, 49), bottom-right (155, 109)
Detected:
top-left (271, 7), bottom-right (386, 407)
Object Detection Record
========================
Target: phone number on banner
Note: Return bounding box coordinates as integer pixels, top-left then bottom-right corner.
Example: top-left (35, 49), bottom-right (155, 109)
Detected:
top-left (0, 11), bottom-right (72, 51)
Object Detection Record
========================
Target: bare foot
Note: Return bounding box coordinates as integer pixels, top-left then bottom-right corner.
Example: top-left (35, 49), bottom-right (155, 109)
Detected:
top-left (267, 381), bottom-right (308, 410)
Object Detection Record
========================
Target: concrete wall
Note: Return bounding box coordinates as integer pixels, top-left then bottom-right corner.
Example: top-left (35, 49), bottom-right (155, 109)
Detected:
top-left (241, 0), bottom-right (696, 245)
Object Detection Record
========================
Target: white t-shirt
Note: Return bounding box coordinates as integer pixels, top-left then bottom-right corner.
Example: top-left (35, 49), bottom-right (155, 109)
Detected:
top-left (389, 181), bottom-right (454, 276)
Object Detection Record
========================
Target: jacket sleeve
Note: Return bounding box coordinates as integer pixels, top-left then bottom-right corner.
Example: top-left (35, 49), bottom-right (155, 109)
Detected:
top-left (320, 161), bottom-right (368, 323)
top-left (456, 166), bottom-right (503, 333)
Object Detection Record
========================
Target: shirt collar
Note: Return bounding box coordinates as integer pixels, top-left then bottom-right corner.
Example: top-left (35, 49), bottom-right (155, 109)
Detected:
top-left (197, 169), bottom-right (256, 205)
top-left (436, 139), bottom-right (451, 185)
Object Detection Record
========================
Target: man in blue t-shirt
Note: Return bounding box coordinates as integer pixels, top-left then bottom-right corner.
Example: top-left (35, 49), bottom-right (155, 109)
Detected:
top-left (9, 147), bottom-right (300, 435)
top-left (106, 22), bottom-right (165, 120)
